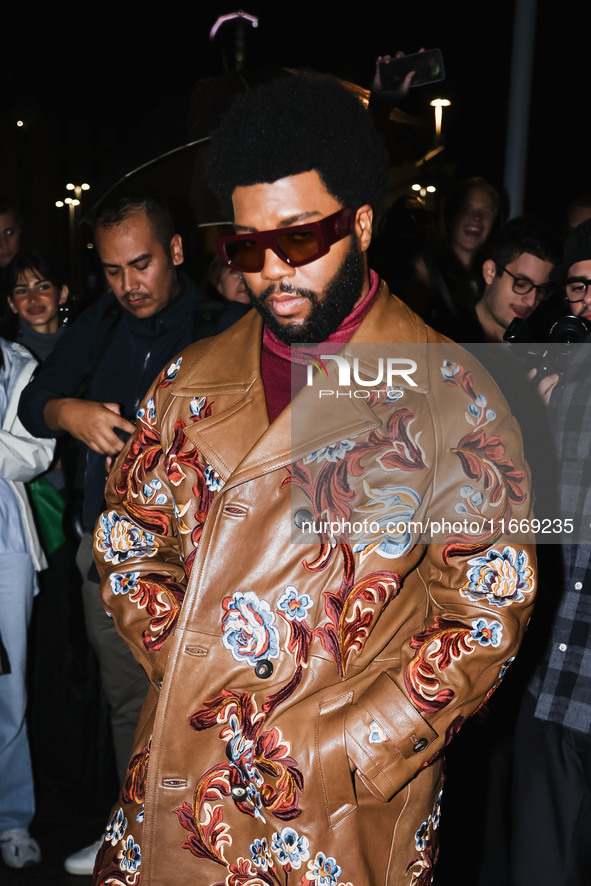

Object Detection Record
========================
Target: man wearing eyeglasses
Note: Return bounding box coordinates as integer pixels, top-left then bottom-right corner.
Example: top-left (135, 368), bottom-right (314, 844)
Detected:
top-left (511, 217), bottom-right (591, 886)
top-left (474, 217), bottom-right (557, 342)
top-left (90, 74), bottom-right (536, 886)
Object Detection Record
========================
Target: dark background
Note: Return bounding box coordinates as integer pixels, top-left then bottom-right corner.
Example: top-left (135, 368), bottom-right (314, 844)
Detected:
top-left (1, 2), bottom-right (587, 266)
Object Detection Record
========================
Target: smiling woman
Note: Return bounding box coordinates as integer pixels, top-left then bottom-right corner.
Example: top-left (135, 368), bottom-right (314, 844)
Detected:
top-left (2, 250), bottom-right (72, 362)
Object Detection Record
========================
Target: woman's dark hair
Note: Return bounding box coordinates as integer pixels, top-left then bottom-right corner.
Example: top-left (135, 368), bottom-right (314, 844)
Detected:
top-left (6, 249), bottom-right (67, 294)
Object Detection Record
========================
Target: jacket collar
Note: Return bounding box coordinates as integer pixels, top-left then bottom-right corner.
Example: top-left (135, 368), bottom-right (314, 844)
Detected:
top-left (176, 283), bottom-right (434, 488)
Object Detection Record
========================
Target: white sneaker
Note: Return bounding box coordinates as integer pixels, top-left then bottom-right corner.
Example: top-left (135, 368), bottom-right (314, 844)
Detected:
top-left (0, 828), bottom-right (41, 868)
top-left (64, 838), bottom-right (103, 875)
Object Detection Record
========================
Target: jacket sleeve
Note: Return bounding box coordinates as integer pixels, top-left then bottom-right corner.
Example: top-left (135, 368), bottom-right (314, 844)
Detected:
top-left (343, 354), bottom-right (537, 801)
top-left (1, 352), bottom-right (55, 482)
top-left (92, 358), bottom-right (191, 684)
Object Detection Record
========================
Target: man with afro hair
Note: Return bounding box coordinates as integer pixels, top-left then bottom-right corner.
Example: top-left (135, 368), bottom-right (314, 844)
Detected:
top-left (91, 72), bottom-right (535, 885)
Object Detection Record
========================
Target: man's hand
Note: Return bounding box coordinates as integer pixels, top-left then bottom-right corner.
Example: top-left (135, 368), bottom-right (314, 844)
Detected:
top-left (371, 50), bottom-right (425, 104)
top-left (43, 398), bottom-right (136, 454)
top-left (528, 368), bottom-right (560, 407)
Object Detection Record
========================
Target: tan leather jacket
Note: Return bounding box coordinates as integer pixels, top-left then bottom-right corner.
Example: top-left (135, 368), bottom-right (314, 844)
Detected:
top-left (93, 285), bottom-right (536, 885)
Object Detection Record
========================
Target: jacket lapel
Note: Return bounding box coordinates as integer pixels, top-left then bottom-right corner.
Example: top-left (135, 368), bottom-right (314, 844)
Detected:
top-left (177, 310), bottom-right (269, 479)
top-left (177, 286), bottom-right (432, 488)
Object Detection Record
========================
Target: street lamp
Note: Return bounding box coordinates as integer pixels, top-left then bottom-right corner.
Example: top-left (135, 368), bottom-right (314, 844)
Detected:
top-left (430, 98), bottom-right (451, 145)
top-left (55, 183), bottom-right (90, 294)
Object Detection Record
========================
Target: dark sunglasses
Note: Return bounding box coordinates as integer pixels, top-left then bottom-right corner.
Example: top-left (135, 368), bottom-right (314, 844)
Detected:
top-left (216, 206), bottom-right (356, 273)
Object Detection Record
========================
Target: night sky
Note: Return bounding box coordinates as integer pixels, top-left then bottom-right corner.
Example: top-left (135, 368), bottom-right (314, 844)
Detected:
top-left (1, 2), bottom-right (586, 261)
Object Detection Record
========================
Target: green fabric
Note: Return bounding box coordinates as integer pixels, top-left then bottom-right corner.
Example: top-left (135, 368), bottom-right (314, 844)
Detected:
top-left (28, 476), bottom-right (66, 555)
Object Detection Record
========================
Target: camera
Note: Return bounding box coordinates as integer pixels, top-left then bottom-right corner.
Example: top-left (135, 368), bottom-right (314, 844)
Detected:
top-left (504, 299), bottom-right (591, 376)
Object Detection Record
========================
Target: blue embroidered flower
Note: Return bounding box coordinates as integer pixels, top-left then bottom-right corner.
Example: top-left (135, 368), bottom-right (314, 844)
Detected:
top-left (105, 807), bottom-right (127, 846)
top-left (470, 618), bottom-right (503, 648)
top-left (221, 591), bottom-right (279, 667)
top-left (137, 397), bottom-right (156, 423)
top-left (190, 395), bottom-right (207, 418)
top-left (431, 789), bottom-right (443, 829)
top-left (303, 439), bottom-right (356, 464)
top-left (165, 357), bottom-right (182, 381)
top-left (249, 837), bottom-right (272, 871)
top-left (109, 572), bottom-right (140, 595)
top-left (353, 483), bottom-right (422, 560)
top-left (415, 818), bottom-right (430, 851)
top-left (384, 385), bottom-right (404, 402)
top-left (142, 478), bottom-right (167, 505)
top-left (368, 719), bottom-right (389, 744)
top-left (204, 464), bottom-right (224, 492)
top-left (271, 827), bottom-right (310, 869)
top-left (455, 484), bottom-right (484, 514)
top-left (118, 835), bottom-right (141, 873)
top-left (277, 586), bottom-right (313, 621)
top-left (441, 360), bottom-right (460, 381)
top-left (306, 851), bottom-right (343, 885)
top-left (96, 511), bottom-right (157, 565)
top-left (461, 547), bottom-right (534, 608)
top-left (465, 389), bottom-right (497, 424)
top-left (135, 804), bottom-right (144, 823)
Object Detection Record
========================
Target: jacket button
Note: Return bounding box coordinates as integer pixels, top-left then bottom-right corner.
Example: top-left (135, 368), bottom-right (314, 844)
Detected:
top-left (293, 508), bottom-right (314, 529)
top-left (255, 659), bottom-right (274, 679)
top-left (412, 738), bottom-right (428, 753)
top-left (231, 785), bottom-right (248, 801)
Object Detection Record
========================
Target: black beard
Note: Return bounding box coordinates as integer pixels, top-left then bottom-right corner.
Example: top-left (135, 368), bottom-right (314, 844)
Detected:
top-left (243, 239), bottom-right (366, 344)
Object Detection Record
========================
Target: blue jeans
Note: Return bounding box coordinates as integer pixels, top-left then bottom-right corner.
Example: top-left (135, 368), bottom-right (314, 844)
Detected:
top-left (0, 553), bottom-right (35, 832)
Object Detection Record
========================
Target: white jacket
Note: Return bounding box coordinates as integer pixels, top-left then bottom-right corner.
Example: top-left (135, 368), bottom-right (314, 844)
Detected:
top-left (0, 339), bottom-right (55, 572)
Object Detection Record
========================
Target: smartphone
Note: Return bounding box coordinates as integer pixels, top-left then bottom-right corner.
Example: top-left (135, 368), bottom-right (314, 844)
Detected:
top-left (378, 49), bottom-right (445, 91)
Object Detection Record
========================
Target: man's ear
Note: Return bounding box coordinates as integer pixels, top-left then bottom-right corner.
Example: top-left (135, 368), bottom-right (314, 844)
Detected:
top-left (170, 234), bottom-right (184, 266)
top-left (355, 205), bottom-right (373, 253)
top-left (59, 285), bottom-right (69, 305)
top-left (482, 259), bottom-right (497, 286)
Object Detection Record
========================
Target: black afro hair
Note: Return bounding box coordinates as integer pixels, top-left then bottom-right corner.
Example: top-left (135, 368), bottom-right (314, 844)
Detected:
top-left (206, 71), bottom-right (389, 219)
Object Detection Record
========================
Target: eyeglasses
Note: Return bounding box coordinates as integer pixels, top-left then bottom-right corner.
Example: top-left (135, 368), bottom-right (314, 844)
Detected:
top-left (496, 265), bottom-right (554, 302)
top-left (565, 277), bottom-right (591, 303)
top-left (216, 206), bottom-right (356, 274)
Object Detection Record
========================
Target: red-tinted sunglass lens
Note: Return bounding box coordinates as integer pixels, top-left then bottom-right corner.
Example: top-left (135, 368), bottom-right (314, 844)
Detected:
top-left (275, 230), bottom-right (321, 265)
top-left (225, 238), bottom-right (265, 272)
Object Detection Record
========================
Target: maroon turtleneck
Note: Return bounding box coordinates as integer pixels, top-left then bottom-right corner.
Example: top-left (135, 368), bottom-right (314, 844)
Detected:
top-left (261, 270), bottom-right (380, 422)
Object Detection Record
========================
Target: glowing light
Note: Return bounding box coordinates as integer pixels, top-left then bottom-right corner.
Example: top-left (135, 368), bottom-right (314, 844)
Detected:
top-left (430, 98), bottom-right (451, 140)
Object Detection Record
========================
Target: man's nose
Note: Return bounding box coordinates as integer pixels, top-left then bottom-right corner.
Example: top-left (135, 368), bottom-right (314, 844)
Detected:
top-left (260, 246), bottom-right (296, 282)
top-left (121, 268), bottom-right (138, 292)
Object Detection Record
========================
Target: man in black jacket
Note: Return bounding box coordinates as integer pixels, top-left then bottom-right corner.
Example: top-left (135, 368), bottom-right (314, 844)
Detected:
top-left (18, 193), bottom-right (226, 875)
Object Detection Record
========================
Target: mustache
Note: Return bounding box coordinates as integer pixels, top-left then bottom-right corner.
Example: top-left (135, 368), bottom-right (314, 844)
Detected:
top-left (253, 282), bottom-right (317, 304)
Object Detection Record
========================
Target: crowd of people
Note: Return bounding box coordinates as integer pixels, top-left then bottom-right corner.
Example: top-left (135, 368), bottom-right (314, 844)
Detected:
top-left (0, 69), bottom-right (590, 886)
